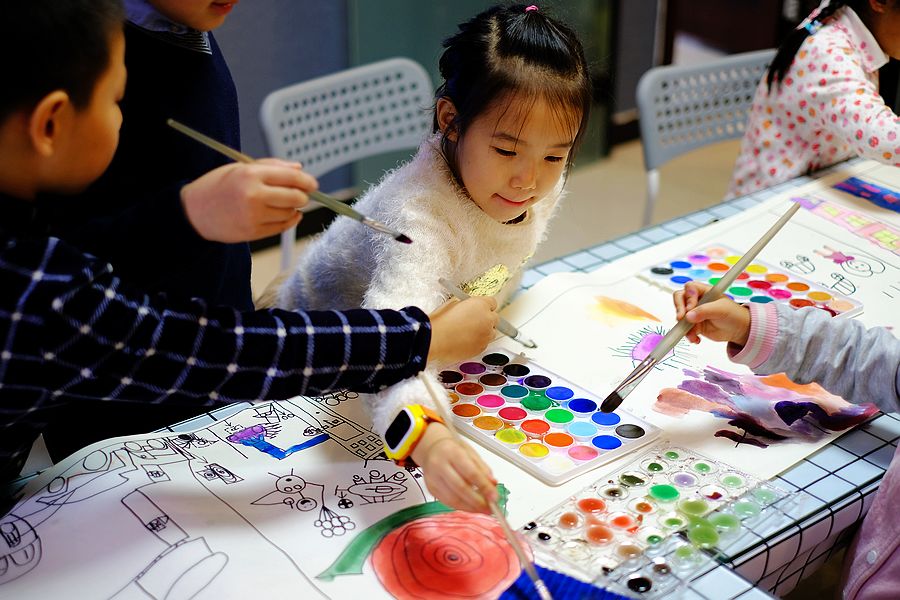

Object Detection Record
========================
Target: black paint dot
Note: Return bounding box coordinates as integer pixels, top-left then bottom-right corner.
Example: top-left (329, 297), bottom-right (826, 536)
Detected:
top-left (503, 364), bottom-right (530, 377)
top-left (523, 521), bottom-right (537, 530)
top-left (537, 532), bottom-right (552, 542)
top-left (651, 267), bottom-right (674, 275)
top-left (627, 576), bottom-right (653, 593)
top-left (616, 424), bottom-right (646, 439)
top-left (482, 352), bottom-right (510, 366)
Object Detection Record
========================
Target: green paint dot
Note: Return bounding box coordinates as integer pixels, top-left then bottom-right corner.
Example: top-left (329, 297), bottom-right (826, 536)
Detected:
top-left (752, 488), bottom-right (778, 504)
top-left (663, 516), bottom-right (684, 528)
top-left (733, 501), bottom-right (761, 519)
top-left (646, 534), bottom-right (663, 545)
top-left (708, 277), bottom-right (721, 286)
top-left (708, 513), bottom-right (741, 533)
top-left (620, 473), bottom-right (646, 487)
top-left (687, 524), bottom-right (719, 548)
top-left (678, 499), bottom-right (709, 516)
top-left (647, 462), bottom-right (665, 472)
top-left (649, 484), bottom-right (680, 502)
top-left (674, 545), bottom-right (696, 560)
top-left (522, 396), bottom-right (552, 411)
top-left (729, 286), bottom-right (753, 297)
top-left (722, 474), bottom-right (744, 488)
top-left (664, 451), bottom-right (680, 460)
top-left (693, 462), bottom-right (712, 473)
top-left (545, 408), bottom-right (574, 424)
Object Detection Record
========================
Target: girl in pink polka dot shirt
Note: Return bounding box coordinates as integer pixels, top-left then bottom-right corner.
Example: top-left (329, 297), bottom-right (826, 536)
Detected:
top-left (728, 0), bottom-right (900, 199)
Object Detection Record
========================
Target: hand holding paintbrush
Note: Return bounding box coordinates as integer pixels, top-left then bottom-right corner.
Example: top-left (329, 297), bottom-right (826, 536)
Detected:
top-left (168, 119), bottom-right (412, 244)
top-left (419, 374), bottom-right (553, 600)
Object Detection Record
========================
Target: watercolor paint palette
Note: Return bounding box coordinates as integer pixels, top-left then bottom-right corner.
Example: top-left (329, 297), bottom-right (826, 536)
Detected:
top-left (640, 245), bottom-right (862, 318)
top-left (440, 345), bottom-right (660, 485)
top-left (519, 444), bottom-right (790, 582)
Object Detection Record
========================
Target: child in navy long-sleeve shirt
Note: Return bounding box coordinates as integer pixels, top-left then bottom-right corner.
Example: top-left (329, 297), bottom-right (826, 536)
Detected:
top-left (0, 0), bottom-right (499, 516)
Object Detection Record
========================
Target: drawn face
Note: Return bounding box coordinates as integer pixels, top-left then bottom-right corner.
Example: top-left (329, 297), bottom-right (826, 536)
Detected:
top-left (444, 94), bottom-right (577, 223)
top-left (0, 517), bottom-right (40, 584)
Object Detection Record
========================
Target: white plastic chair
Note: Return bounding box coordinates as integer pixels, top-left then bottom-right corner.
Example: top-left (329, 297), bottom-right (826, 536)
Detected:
top-left (260, 58), bottom-right (433, 270)
top-left (636, 49), bottom-right (776, 226)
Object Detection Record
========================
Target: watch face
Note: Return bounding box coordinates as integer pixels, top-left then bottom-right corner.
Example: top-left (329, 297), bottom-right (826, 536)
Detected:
top-left (384, 409), bottom-right (413, 449)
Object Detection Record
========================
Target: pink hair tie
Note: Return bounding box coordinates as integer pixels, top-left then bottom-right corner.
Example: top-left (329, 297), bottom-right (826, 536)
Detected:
top-left (525, 5), bottom-right (539, 12)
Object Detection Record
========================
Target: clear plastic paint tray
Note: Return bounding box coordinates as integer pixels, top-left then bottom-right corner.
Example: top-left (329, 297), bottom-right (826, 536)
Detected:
top-left (639, 244), bottom-right (862, 318)
top-left (519, 443), bottom-right (792, 578)
top-left (441, 344), bottom-right (660, 486)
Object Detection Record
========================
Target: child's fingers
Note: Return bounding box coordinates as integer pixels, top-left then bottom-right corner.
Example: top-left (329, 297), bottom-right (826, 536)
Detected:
top-left (438, 467), bottom-right (490, 513)
top-left (673, 290), bottom-right (687, 319)
top-left (453, 453), bottom-right (498, 503)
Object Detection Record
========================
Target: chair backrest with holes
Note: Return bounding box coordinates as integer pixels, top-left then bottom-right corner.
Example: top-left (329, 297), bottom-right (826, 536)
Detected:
top-left (637, 48), bottom-right (776, 172)
top-left (260, 57), bottom-right (433, 178)
top-left (259, 58), bottom-right (433, 269)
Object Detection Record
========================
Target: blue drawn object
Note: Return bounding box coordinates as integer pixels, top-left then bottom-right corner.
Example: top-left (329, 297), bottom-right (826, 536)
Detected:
top-left (227, 425), bottom-right (329, 459)
top-left (834, 176), bottom-right (900, 213)
top-left (500, 564), bottom-right (626, 599)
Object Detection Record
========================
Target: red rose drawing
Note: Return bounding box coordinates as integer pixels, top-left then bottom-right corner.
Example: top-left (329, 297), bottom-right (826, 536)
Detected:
top-left (371, 512), bottom-right (529, 599)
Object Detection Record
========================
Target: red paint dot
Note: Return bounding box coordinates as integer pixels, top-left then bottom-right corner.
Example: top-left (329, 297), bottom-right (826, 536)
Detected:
top-left (577, 498), bottom-right (607, 514)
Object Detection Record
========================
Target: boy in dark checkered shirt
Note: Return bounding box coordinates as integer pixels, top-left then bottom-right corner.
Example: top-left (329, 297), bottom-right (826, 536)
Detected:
top-left (0, 0), bottom-right (499, 515)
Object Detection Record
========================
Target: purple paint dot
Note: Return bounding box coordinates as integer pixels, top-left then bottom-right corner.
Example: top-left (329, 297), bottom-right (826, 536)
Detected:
top-left (632, 333), bottom-right (675, 362)
top-left (672, 472), bottom-right (698, 487)
top-left (523, 375), bottom-right (551, 389)
top-left (459, 362), bottom-right (487, 375)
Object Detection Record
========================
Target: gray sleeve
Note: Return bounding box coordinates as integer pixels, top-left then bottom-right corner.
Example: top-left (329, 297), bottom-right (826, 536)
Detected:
top-left (756, 304), bottom-right (900, 412)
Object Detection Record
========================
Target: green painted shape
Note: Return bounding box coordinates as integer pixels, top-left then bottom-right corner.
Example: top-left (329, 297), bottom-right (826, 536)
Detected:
top-left (693, 462), bottom-right (712, 473)
top-left (646, 462), bottom-right (665, 472)
top-left (317, 501), bottom-right (453, 581)
top-left (545, 408), bottom-right (574, 424)
top-left (752, 487), bottom-right (779, 504)
top-left (649, 484), bottom-right (680, 502)
top-left (664, 451), bottom-right (680, 460)
top-left (317, 482), bottom-right (511, 581)
top-left (620, 473), bottom-right (646, 487)
top-left (729, 286), bottom-right (753, 297)
top-left (646, 534), bottom-right (663, 545)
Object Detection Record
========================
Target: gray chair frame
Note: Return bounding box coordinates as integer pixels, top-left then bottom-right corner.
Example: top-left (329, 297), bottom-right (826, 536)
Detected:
top-left (259, 58), bottom-right (433, 270)
top-left (636, 49), bottom-right (776, 226)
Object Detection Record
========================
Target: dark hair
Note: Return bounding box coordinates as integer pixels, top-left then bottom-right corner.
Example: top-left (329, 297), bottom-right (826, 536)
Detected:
top-left (767, 1), bottom-right (866, 90)
top-left (0, 0), bottom-right (124, 121)
top-left (434, 4), bottom-right (592, 178)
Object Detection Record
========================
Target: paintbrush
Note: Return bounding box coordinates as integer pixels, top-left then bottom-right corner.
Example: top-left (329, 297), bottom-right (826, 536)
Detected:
top-left (599, 201), bottom-right (802, 413)
top-left (166, 119), bottom-right (412, 244)
top-left (418, 373), bottom-right (553, 600)
top-left (438, 277), bottom-right (537, 349)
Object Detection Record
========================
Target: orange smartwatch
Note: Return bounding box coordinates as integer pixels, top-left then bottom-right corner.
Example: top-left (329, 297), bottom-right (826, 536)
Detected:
top-left (383, 404), bottom-right (444, 467)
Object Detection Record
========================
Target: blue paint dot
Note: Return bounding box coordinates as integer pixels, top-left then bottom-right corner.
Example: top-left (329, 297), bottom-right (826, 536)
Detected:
top-left (592, 412), bottom-right (621, 426)
top-left (500, 385), bottom-right (528, 399)
top-left (568, 422), bottom-right (598, 438)
top-left (670, 260), bottom-right (692, 269)
top-left (671, 275), bottom-right (692, 284)
top-left (688, 269), bottom-right (711, 279)
top-left (546, 386), bottom-right (574, 401)
top-left (592, 435), bottom-right (623, 450)
top-left (567, 398), bottom-right (598, 414)
top-left (750, 296), bottom-right (774, 303)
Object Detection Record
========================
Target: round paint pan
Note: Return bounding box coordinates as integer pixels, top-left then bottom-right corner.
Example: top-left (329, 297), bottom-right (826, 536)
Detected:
top-left (454, 381), bottom-right (484, 400)
top-left (522, 374), bottom-right (552, 391)
top-left (481, 352), bottom-right (511, 369)
top-left (502, 363), bottom-right (530, 378)
top-left (567, 445), bottom-right (599, 462)
top-left (478, 372), bottom-right (507, 390)
top-left (475, 394), bottom-right (504, 413)
top-left (451, 403), bottom-right (481, 421)
top-left (500, 384), bottom-right (529, 403)
top-left (494, 428), bottom-right (526, 448)
top-left (458, 361), bottom-right (487, 378)
top-left (472, 415), bottom-right (503, 435)
top-left (497, 405), bottom-right (527, 426)
top-left (520, 419), bottom-right (550, 439)
top-left (518, 442), bottom-right (549, 462)
top-left (566, 397), bottom-right (597, 417)
top-left (591, 411), bottom-right (621, 428)
top-left (544, 408), bottom-right (574, 428)
top-left (438, 370), bottom-right (463, 388)
top-left (544, 432), bottom-right (574, 452)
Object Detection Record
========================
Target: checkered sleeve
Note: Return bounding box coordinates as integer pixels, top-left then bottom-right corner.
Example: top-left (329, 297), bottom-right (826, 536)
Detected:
top-left (40, 240), bottom-right (431, 404)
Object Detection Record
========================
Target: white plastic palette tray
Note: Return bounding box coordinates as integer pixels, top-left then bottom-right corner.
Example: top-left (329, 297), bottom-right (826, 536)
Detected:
top-left (640, 244), bottom-right (863, 318)
top-left (441, 344), bottom-right (660, 486)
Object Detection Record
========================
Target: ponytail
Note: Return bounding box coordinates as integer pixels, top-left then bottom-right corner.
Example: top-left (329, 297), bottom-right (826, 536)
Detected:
top-left (766, 0), bottom-right (854, 90)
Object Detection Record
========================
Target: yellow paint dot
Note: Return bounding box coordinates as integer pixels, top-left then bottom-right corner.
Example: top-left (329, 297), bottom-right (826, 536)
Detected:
top-left (766, 273), bottom-right (789, 283)
top-left (519, 442), bottom-right (550, 458)
top-left (808, 291), bottom-right (832, 302)
top-left (725, 255), bottom-right (741, 265)
top-left (746, 264), bottom-right (767, 274)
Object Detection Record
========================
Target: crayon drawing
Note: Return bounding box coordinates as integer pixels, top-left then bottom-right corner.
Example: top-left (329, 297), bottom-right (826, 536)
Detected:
top-left (611, 325), bottom-right (695, 371)
top-left (655, 367), bottom-right (878, 448)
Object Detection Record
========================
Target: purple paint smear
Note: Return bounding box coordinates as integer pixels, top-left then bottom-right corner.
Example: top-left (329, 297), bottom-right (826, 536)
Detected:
top-left (656, 366), bottom-right (878, 447)
top-left (632, 333), bottom-right (674, 362)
